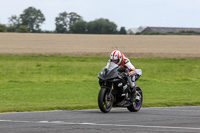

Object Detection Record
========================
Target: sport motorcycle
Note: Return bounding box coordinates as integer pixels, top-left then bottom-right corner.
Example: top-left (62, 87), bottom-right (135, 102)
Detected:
top-left (98, 62), bottom-right (143, 113)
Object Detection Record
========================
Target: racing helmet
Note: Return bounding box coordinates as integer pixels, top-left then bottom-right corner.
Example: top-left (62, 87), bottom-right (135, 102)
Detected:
top-left (110, 50), bottom-right (122, 65)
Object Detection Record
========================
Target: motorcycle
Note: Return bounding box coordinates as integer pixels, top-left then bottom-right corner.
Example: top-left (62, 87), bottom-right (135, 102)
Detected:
top-left (98, 62), bottom-right (143, 113)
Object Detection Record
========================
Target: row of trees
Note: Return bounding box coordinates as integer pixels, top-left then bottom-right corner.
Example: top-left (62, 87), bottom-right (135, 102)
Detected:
top-left (0, 7), bottom-right (126, 34)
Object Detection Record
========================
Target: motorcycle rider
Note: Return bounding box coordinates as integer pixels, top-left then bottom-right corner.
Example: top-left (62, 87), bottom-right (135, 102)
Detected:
top-left (105, 50), bottom-right (139, 101)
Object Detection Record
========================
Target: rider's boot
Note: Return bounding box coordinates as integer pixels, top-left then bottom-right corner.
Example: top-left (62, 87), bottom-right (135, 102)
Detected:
top-left (127, 75), bottom-right (141, 102)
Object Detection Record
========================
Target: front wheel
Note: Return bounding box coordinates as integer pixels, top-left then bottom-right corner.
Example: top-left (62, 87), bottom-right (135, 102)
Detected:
top-left (98, 88), bottom-right (113, 113)
top-left (127, 86), bottom-right (143, 112)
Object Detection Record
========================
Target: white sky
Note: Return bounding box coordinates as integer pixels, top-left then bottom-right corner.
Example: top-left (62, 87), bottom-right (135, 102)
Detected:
top-left (0, 0), bottom-right (200, 31)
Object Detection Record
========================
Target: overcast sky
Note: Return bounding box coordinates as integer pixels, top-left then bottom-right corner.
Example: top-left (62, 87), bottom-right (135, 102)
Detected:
top-left (0, 0), bottom-right (200, 31)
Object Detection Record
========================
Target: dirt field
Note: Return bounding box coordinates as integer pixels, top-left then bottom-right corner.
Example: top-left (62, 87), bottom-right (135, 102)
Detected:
top-left (0, 33), bottom-right (200, 58)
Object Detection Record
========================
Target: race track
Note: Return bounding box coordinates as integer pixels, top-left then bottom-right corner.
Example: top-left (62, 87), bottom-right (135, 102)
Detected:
top-left (0, 106), bottom-right (200, 133)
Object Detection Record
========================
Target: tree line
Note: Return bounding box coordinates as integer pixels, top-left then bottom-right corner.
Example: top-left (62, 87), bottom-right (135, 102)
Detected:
top-left (0, 7), bottom-right (127, 34)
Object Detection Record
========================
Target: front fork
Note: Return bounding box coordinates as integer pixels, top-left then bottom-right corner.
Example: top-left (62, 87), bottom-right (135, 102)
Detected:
top-left (107, 83), bottom-right (114, 101)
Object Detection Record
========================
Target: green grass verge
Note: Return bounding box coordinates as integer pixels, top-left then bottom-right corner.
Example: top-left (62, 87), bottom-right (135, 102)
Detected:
top-left (0, 55), bottom-right (200, 112)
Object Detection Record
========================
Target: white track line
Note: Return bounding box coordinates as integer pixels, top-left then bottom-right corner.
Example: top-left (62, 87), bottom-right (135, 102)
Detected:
top-left (0, 120), bottom-right (200, 131)
top-left (0, 110), bottom-right (63, 115)
top-left (1, 106), bottom-right (200, 114)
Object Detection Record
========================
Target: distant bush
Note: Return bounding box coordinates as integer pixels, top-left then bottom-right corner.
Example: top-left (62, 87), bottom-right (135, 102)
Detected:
top-left (176, 30), bottom-right (200, 35)
top-left (40, 30), bottom-right (55, 33)
top-left (118, 27), bottom-right (127, 34)
top-left (0, 24), bottom-right (7, 32)
top-left (136, 30), bottom-right (200, 35)
top-left (7, 26), bottom-right (17, 32)
top-left (17, 25), bottom-right (28, 33)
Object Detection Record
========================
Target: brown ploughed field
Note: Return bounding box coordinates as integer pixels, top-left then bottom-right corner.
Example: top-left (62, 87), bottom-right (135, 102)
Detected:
top-left (0, 33), bottom-right (199, 58)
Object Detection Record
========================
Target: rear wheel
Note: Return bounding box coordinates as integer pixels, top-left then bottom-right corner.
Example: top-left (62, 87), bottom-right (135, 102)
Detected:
top-left (98, 88), bottom-right (113, 113)
top-left (127, 87), bottom-right (143, 112)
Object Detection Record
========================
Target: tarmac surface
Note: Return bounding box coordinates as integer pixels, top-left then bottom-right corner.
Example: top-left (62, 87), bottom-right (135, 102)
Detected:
top-left (0, 106), bottom-right (200, 133)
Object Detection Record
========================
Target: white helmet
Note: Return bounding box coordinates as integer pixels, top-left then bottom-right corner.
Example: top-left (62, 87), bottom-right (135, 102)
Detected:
top-left (110, 50), bottom-right (122, 65)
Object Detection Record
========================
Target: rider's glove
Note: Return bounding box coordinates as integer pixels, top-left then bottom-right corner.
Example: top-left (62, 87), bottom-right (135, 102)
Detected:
top-left (105, 68), bottom-right (108, 72)
top-left (128, 70), bottom-right (136, 76)
top-left (104, 68), bottom-right (108, 74)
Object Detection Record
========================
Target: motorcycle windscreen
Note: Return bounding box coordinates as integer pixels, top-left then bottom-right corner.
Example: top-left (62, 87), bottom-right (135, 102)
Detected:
top-left (98, 62), bottom-right (119, 80)
top-left (107, 62), bottom-right (118, 71)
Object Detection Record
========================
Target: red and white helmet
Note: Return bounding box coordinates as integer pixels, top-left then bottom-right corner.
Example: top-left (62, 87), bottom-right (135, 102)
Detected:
top-left (110, 50), bottom-right (122, 65)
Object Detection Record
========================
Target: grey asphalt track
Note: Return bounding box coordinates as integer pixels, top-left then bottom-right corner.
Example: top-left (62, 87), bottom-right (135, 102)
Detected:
top-left (0, 106), bottom-right (200, 133)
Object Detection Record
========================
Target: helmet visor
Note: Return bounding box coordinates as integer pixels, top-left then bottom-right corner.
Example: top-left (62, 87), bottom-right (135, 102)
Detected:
top-left (111, 59), bottom-right (119, 64)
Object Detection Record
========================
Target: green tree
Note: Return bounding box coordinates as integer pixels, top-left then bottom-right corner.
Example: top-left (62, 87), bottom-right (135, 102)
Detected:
top-left (87, 18), bottom-right (117, 34)
top-left (55, 12), bottom-right (68, 33)
top-left (55, 11), bottom-right (82, 33)
top-left (8, 15), bottom-right (21, 31)
top-left (20, 7), bottom-right (45, 32)
top-left (69, 20), bottom-right (87, 33)
top-left (68, 12), bottom-right (82, 26)
top-left (0, 24), bottom-right (7, 32)
top-left (119, 27), bottom-right (127, 34)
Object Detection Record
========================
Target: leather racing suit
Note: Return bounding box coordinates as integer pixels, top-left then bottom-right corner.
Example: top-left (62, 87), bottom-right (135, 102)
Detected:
top-left (106, 53), bottom-right (136, 89)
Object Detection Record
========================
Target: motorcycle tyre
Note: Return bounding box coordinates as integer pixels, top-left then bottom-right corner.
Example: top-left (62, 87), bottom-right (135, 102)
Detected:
top-left (98, 88), bottom-right (114, 113)
top-left (127, 87), bottom-right (143, 112)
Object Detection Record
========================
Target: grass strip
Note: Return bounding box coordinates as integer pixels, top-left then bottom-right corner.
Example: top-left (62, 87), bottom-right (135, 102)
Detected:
top-left (0, 55), bottom-right (200, 112)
